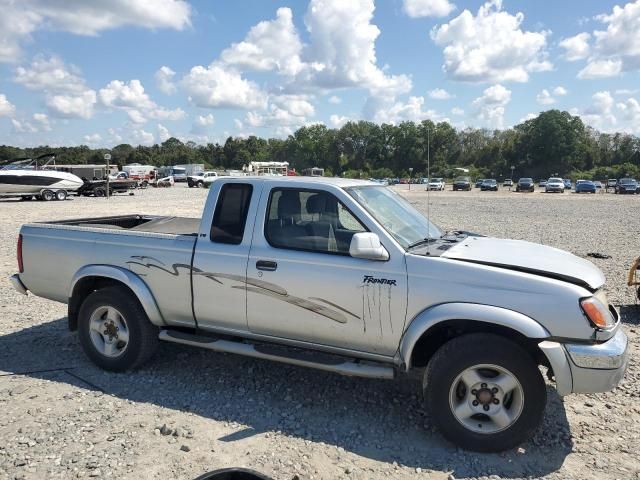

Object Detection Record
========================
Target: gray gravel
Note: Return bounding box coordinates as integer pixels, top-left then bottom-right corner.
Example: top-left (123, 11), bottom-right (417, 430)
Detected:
top-left (0, 184), bottom-right (638, 480)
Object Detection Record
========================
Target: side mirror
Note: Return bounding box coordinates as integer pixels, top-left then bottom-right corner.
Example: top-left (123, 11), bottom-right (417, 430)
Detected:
top-left (349, 232), bottom-right (389, 261)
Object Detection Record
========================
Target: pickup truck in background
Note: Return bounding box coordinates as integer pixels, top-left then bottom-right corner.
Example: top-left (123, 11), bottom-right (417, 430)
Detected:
top-left (10, 177), bottom-right (628, 452)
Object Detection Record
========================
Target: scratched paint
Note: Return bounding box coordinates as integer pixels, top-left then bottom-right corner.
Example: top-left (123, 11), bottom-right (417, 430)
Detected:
top-left (361, 282), bottom-right (394, 337)
top-left (126, 256), bottom-right (357, 325)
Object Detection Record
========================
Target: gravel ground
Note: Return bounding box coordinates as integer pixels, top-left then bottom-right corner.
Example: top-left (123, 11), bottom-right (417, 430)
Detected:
top-left (0, 184), bottom-right (639, 480)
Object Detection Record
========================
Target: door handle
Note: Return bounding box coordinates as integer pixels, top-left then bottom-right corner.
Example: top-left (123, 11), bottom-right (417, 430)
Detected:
top-left (256, 260), bottom-right (277, 271)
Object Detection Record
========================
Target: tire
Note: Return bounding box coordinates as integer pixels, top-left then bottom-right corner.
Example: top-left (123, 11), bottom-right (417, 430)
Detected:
top-left (197, 181), bottom-right (204, 188)
top-left (55, 190), bottom-right (67, 201)
top-left (41, 189), bottom-right (54, 201)
top-left (424, 333), bottom-right (546, 452)
top-left (94, 188), bottom-right (105, 197)
top-left (78, 286), bottom-right (159, 372)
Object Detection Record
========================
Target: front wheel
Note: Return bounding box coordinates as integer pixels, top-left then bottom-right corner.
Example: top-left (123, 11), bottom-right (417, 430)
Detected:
top-left (424, 333), bottom-right (546, 452)
top-left (78, 286), bottom-right (159, 372)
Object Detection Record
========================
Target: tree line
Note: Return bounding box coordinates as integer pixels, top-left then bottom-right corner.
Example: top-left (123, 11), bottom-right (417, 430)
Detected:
top-left (1, 109), bottom-right (639, 181)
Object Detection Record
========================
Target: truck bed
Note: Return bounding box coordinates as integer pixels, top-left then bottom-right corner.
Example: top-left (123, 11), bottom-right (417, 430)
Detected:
top-left (49, 215), bottom-right (200, 236)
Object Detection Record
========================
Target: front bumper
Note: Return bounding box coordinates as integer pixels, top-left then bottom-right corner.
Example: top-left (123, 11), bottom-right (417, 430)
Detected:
top-left (10, 274), bottom-right (28, 295)
top-left (565, 329), bottom-right (628, 394)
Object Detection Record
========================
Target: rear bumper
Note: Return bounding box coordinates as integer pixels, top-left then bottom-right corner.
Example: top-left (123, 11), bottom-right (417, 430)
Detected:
top-left (565, 329), bottom-right (628, 394)
top-left (10, 274), bottom-right (28, 295)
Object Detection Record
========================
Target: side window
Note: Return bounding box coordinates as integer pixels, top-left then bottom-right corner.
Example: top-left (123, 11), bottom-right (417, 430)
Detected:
top-left (210, 183), bottom-right (253, 244)
top-left (265, 188), bottom-right (367, 255)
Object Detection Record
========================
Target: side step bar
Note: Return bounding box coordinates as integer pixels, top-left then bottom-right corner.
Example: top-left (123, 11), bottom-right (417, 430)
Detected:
top-left (159, 330), bottom-right (395, 380)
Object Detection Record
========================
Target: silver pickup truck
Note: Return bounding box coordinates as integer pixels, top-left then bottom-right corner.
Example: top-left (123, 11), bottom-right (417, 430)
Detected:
top-left (10, 177), bottom-right (627, 452)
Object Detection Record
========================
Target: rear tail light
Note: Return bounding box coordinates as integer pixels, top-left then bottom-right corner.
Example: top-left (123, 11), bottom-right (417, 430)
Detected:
top-left (17, 234), bottom-right (23, 273)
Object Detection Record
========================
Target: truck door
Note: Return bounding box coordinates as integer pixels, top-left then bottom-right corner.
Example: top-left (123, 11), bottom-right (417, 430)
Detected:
top-left (192, 180), bottom-right (261, 332)
top-left (247, 186), bottom-right (407, 356)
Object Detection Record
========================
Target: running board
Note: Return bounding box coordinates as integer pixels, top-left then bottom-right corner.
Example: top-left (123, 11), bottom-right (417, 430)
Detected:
top-left (159, 330), bottom-right (395, 380)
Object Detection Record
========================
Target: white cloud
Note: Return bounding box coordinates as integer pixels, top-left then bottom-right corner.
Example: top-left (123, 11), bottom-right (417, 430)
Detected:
top-left (559, 32), bottom-right (591, 61)
top-left (157, 124), bottom-right (171, 142)
top-left (553, 86), bottom-right (568, 96)
top-left (403, 0), bottom-right (456, 18)
top-left (220, 7), bottom-right (303, 76)
top-left (580, 90), bottom-right (616, 131)
top-left (329, 114), bottom-right (350, 127)
top-left (0, 0), bottom-right (192, 63)
top-left (370, 95), bottom-right (447, 124)
top-left (195, 113), bottom-right (215, 127)
top-left (519, 113), bottom-right (538, 122)
top-left (32, 112), bottom-right (51, 131)
top-left (328, 95), bottom-right (342, 104)
top-left (14, 55), bottom-right (86, 93)
top-left (536, 86), bottom-right (567, 105)
top-left (46, 90), bottom-right (97, 119)
top-left (472, 84), bottom-right (511, 128)
top-left (0, 93), bottom-right (16, 117)
top-left (99, 79), bottom-right (185, 122)
top-left (83, 133), bottom-right (102, 144)
top-left (14, 55), bottom-right (97, 119)
top-left (245, 94), bottom-right (315, 130)
top-left (428, 88), bottom-right (454, 100)
top-left (431, 0), bottom-right (551, 83)
top-left (302, 0), bottom-right (411, 98)
top-left (536, 89), bottom-right (555, 105)
top-left (578, 59), bottom-right (622, 79)
top-left (11, 119), bottom-right (37, 133)
top-left (572, 1), bottom-right (640, 79)
top-left (131, 128), bottom-right (155, 146)
top-left (451, 106), bottom-right (464, 115)
top-left (616, 97), bottom-right (640, 133)
top-left (615, 88), bottom-right (638, 96)
top-left (182, 63), bottom-right (267, 110)
top-left (155, 66), bottom-right (177, 95)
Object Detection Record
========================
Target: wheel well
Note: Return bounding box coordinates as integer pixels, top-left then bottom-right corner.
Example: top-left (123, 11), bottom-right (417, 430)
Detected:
top-left (68, 277), bottom-right (138, 331)
top-left (409, 320), bottom-right (548, 370)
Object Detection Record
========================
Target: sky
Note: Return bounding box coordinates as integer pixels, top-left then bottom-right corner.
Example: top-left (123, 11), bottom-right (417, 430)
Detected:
top-left (0, 0), bottom-right (639, 148)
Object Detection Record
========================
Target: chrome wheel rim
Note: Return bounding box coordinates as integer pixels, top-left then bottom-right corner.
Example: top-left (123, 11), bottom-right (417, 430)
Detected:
top-left (88, 306), bottom-right (129, 358)
top-left (449, 364), bottom-right (524, 434)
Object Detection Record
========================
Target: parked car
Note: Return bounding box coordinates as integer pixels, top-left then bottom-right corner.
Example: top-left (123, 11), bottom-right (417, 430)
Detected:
top-left (545, 177), bottom-right (565, 193)
top-left (188, 171), bottom-right (219, 188)
top-left (606, 179), bottom-right (617, 192)
top-left (575, 180), bottom-right (596, 194)
top-left (539, 179), bottom-right (547, 188)
top-left (11, 176), bottom-right (628, 452)
top-left (503, 179), bottom-right (513, 187)
top-left (615, 178), bottom-right (638, 194)
top-left (452, 176), bottom-right (471, 191)
top-left (594, 181), bottom-right (603, 190)
top-left (516, 178), bottom-right (535, 192)
top-left (480, 179), bottom-right (498, 191)
top-left (563, 179), bottom-right (572, 190)
top-left (427, 178), bottom-right (445, 191)
top-left (475, 179), bottom-right (484, 188)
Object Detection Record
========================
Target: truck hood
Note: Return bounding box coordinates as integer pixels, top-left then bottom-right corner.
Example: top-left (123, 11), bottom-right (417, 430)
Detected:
top-left (441, 236), bottom-right (605, 291)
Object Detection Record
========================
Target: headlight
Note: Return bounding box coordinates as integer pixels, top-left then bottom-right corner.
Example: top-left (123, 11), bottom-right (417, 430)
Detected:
top-left (580, 296), bottom-right (615, 329)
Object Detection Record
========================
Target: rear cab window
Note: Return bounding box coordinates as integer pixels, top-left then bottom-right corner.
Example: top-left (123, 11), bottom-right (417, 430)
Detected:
top-left (210, 183), bottom-right (253, 244)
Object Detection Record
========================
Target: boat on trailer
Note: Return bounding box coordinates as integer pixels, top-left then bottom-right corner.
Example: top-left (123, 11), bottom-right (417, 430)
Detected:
top-left (0, 153), bottom-right (84, 201)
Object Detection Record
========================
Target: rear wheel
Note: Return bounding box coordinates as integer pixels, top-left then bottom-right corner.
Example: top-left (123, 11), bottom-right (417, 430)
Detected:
top-left (41, 189), bottom-right (54, 201)
top-left (424, 333), bottom-right (546, 452)
top-left (94, 188), bottom-right (105, 197)
top-left (55, 190), bottom-right (67, 201)
top-left (78, 286), bottom-right (159, 371)
top-left (197, 181), bottom-right (204, 188)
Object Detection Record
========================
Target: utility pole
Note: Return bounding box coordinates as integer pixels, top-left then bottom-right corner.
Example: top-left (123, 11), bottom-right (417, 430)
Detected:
top-left (104, 153), bottom-right (111, 200)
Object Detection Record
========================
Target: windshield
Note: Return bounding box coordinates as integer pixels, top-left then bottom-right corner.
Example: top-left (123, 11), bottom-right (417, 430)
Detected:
top-left (548, 177), bottom-right (563, 183)
top-left (454, 176), bottom-right (469, 182)
top-left (620, 178), bottom-right (637, 184)
top-left (519, 178), bottom-right (532, 183)
top-left (347, 186), bottom-right (442, 249)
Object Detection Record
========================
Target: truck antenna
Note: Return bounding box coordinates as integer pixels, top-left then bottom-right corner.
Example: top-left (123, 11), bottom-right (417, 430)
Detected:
top-left (426, 126), bottom-right (431, 254)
